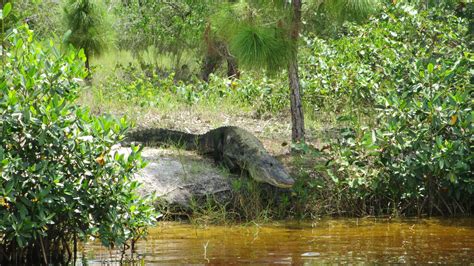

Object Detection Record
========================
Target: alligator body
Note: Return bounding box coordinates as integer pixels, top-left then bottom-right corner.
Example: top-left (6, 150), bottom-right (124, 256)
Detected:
top-left (126, 126), bottom-right (294, 188)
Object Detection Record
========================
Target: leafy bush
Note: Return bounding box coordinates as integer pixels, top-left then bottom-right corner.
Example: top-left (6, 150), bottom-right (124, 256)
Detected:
top-left (0, 25), bottom-right (156, 264)
top-left (322, 4), bottom-right (473, 215)
top-left (301, 3), bottom-right (469, 113)
top-left (113, 0), bottom-right (209, 70)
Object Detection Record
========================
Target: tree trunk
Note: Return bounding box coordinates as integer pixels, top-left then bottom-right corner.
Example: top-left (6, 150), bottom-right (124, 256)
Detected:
top-left (201, 22), bottom-right (240, 82)
top-left (200, 53), bottom-right (220, 82)
top-left (222, 46), bottom-right (240, 79)
top-left (84, 50), bottom-right (92, 84)
top-left (84, 52), bottom-right (91, 73)
top-left (288, 0), bottom-right (305, 143)
top-left (201, 42), bottom-right (240, 82)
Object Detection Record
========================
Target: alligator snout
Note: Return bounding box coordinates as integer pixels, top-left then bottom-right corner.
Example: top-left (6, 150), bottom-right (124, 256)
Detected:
top-left (275, 176), bottom-right (295, 188)
top-left (248, 158), bottom-right (295, 188)
top-left (269, 169), bottom-right (294, 188)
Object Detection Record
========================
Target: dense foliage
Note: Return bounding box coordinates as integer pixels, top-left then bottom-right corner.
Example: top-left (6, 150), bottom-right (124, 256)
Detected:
top-left (113, 0), bottom-right (210, 70)
top-left (95, 63), bottom-right (288, 114)
top-left (302, 3), bottom-right (473, 216)
top-left (13, 0), bottom-right (62, 38)
top-left (0, 26), bottom-right (156, 264)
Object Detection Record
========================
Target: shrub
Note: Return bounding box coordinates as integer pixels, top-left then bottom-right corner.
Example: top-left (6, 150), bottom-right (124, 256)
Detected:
top-left (324, 4), bottom-right (473, 216)
top-left (300, 3), bottom-right (470, 115)
top-left (0, 25), bottom-right (156, 264)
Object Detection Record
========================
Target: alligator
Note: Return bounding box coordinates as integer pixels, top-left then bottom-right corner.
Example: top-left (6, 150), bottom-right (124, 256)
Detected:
top-left (126, 126), bottom-right (294, 188)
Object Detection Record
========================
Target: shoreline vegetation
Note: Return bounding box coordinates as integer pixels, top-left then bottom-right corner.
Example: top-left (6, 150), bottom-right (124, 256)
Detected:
top-left (1, 0), bottom-right (472, 264)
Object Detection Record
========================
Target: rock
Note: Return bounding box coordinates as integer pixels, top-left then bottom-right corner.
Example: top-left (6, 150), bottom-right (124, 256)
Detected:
top-left (133, 148), bottom-right (233, 209)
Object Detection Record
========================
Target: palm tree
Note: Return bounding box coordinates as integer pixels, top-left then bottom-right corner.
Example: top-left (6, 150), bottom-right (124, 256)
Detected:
top-left (212, 0), bottom-right (380, 143)
top-left (63, 0), bottom-right (113, 73)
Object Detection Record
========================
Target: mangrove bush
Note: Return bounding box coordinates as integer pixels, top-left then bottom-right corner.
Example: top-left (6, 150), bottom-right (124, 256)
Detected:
top-left (0, 25), bottom-right (156, 264)
top-left (319, 4), bottom-right (473, 216)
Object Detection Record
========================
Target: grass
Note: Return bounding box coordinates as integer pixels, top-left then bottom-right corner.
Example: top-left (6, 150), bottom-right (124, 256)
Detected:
top-left (189, 196), bottom-right (234, 225)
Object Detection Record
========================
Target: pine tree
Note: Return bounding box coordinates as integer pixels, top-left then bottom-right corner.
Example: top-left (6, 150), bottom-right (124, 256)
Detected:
top-left (212, 0), bottom-right (380, 143)
top-left (63, 0), bottom-right (113, 73)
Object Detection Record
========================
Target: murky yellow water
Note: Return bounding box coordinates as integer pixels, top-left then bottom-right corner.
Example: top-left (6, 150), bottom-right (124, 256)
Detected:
top-left (82, 218), bottom-right (474, 264)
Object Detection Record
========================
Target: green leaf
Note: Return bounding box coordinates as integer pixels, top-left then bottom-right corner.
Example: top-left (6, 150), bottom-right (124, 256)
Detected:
top-left (16, 236), bottom-right (25, 248)
top-left (62, 29), bottom-right (72, 44)
top-left (2, 2), bottom-right (12, 19)
top-left (427, 63), bottom-right (434, 73)
top-left (5, 180), bottom-right (14, 194)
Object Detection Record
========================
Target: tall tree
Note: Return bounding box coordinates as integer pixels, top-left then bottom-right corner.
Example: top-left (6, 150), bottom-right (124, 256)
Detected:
top-left (212, 0), bottom-right (380, 143)
top-left (63, 0), bottom-right (113, 72)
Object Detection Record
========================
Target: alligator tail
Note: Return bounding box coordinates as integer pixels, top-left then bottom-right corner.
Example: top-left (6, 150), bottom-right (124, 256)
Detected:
top-left (126, 128), bottom-right (200, 150)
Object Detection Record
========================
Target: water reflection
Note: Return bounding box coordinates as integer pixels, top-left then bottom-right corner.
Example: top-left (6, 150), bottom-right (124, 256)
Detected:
top-left (82, 218), bottom-right (474, 264)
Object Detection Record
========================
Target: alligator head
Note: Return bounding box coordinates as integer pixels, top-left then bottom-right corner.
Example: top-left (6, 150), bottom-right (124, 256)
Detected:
top-left (247, 154), bottom-right (294, 188)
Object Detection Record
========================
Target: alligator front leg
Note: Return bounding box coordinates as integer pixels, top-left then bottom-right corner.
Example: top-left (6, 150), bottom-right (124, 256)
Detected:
top-left (222, 154), bottom-right (239, 172)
